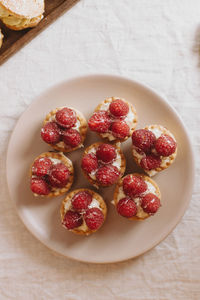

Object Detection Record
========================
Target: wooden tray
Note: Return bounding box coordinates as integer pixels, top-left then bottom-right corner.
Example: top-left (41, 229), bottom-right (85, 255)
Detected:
top-left (0, 0), bottom-right (80, 65)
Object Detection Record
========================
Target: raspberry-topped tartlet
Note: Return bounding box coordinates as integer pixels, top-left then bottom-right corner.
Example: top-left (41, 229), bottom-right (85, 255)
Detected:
top-left (113, 173), bottom-right (161, 220)
top-left (30, 152), bottom-right (74, 197)
top-left (132, 125), bottom-right (177, 176)
top-left (88, 97), bottom-right (137, 142)
top-left (41, 107), bottom-right (87, 152)
top-left (60, 189), bottom-right (107, 235)
top-left (81, 142), bottom-right (126, 188)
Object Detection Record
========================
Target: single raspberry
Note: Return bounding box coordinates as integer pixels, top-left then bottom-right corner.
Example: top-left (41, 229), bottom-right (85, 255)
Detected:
top-left (117, 197), bottom-right (137, 218)
top-left (141, 193), bottom-right (161, 214)
top-left (72, 191), bottom-right (92, 211)
top-left (111, 120), bottom-right (130, 139)
top-left (84, 208), bottom-right (104, 230)
top-left (109, 99), bottom-right (129, 118)
top-left (49, 163), bottom-right (69, 188)
top-left (132, 129), bottom-right (156, 153)
top-left (62, 210), bottom-right (83, 229)
top-left (96, 143), bottom-right (117, 164)
top-left (88, 111), bottom-right (111, 133)
top-left (30, 178), bottom-right (50, 195)
top-left (41, 122), bottom-right (61, 144)
top-left (155, 134), bottom-right (177, 157)
top-left (96, 165), bottom-right (120, 186)
top-left (62, 128), bottom-right (81, 148)
top-left (55, 107), bottom-right (77, 129)
top-left (81, 153), bottom-right (98, 174)
top-left (32, 157), bottom-right (52, 178)
top-left (123, 174), bottom-right (147, 197)
top-left (140, 154), bottom-right (161, 170)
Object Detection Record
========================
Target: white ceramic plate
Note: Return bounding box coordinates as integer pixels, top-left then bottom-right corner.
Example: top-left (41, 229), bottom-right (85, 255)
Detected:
top-left (6, 75), bottom-right (194, 263)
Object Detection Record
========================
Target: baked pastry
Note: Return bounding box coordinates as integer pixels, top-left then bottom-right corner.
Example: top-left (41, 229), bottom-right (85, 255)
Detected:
top-left (132, 125), bottom-right (177, 176)
top-left (30, 151), bottom-right (74, 197)
top-left (60, 188), bottom-right (107, 235)
top-left (113, 173), bottom-right (161, 220)
top-left (81, 142), bottom-right (126, 188)
top-left (0, 0), bottom-right (44, 30)
top-left (88, 97), bottom-right (137, 142)
top-left (41, 107), bottom-right (87, 153)
top-left (0, 29), bottom-right (3, 48)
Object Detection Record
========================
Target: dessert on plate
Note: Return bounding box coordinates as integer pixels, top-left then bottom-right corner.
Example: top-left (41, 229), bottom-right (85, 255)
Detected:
top-left (132, 125), bottom-right (177, 176)
top-left (41, 106), bottom-right (87, 153)
top-left (30, 151), bottom-right (74, 197)
top-left (60, 188), bottom-right (107, 235)
top-left (81, 142), bottom-right (126, 188)
top-left (0, 0), bottom-right (44, 30)
top-left (88, 97), bottom-right (137, 142)
top-left (113, 173), bottom-right (161, 220)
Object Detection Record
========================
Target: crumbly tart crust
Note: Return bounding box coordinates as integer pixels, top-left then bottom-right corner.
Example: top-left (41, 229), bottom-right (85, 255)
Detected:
top-left (94, 97), bottom-right (138, 143)
top-left (43, 107), bottom-right (87, 153)
top-left (4, 14), bottom-right (43, 30)
top-left (30, 151), bottom-right (74, 198)
top-left (132, 124), bottom-right (177, 177)
top-left (82, 142), bottom-right (126, 189)
top-left (60, 188), bottom-right (107, 236)
top-left (113, 173), bottom-right (161, 221)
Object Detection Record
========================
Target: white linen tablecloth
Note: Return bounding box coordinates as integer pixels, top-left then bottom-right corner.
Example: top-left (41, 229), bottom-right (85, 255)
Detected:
top-left (0, 0), bottom-right (200, 299)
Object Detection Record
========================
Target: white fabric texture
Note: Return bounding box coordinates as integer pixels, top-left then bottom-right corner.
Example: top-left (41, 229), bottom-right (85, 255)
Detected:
top-left (0, 0), bottom-right (200, 299)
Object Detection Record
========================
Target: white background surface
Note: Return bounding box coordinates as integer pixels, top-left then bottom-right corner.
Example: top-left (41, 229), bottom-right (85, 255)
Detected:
top-left (0, 0), bottom-right (200, 299)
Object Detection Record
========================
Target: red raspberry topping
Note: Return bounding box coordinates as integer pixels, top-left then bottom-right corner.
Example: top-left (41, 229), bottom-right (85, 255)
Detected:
top-left (41, 122), bottom-right (61, 144)
top-left (96, 143), bottom-right (117, 164)
top-left (30, 178), bottom-right (50, 195)
top-left (132, 129), bottom-right (156, 153)
top-left (84, 208), bottom-right (104, 230)
top-left (123, 174), bottom-right (147, 197)
top-left (32, 157), bottom-right (52, 178)
top-left (81, 153), bottom-right (98, 173)
top-left (140, 154), bottom-right (161, 170)
top-left (111, 120), bottom-right (130, 139)
top-left (49, 163), bottom-right (69, 188)
top-left (88, 111), bottom-right (111, 133)
top-left (62, 128), bottom-right (81, 148)
top-left (141, 193), bottom-right (160, 214)
top-left (109, 99), bottom-right (129, 118)
top-left (117, 197), bottom-right (137, 218)
top-left (96, 165), bottom-right (120, 186)
top-left (155, 134), bottom-right (177, 157)
top-left (55, 107), bottom-right (77, 129)
top-left (72, 191), bottom-right (92, 211)
top-left (62, 210), bottom-right (83, 229)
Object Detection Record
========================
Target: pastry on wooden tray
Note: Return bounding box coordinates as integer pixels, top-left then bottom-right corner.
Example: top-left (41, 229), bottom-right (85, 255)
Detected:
top-left (30, 151), bottom-right (74, 197)
top-left (113, 173), bottom-right (161, 220)
top-left (88, 97), bottom-right (137, 142)
top-left (81, 142), bottom-right (126, 188)
top-left (60, 188), bottom-right (107, 236)
top-left (0, 0), bottom-right (44, 30)
top-left (132, 125), bottom-right (177, 176)
top-left (41, 106), bottom-right (87, 153)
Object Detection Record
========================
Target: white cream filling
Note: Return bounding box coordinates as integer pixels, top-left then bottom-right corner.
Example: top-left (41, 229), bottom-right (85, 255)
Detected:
top-left (64, 196), bottom-right (102, 233)
top-left (115, 180), bottom-right (157, 218)
top-left (100, 100), bottom-right (136, 141)
top-left (87, 146), bottom-right (122, 181)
